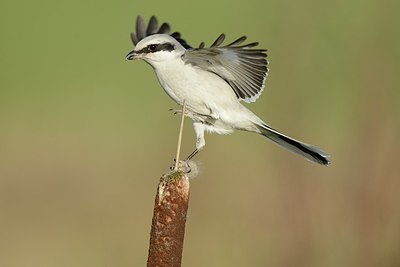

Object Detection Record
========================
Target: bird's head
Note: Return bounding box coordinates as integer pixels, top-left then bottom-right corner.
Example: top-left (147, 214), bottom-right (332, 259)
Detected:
top-left (126, 34), bottom-right (186, 64)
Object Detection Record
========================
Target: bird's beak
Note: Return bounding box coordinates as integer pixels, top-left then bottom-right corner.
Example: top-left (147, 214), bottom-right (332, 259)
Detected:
top-left (126, 50), bottom-right (138, 60)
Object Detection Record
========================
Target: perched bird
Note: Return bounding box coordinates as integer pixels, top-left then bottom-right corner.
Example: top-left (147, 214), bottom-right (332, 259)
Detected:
top-left (126, 16), bottom-right (330, 165)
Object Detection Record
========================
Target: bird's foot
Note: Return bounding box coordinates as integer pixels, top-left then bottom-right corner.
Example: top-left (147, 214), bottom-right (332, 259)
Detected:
top-left (169, 108), bottom-right (181, 115)
top-left (170, 159), bottom-right (192, 173)
top-left (168, 108), bottom-right (194, 118)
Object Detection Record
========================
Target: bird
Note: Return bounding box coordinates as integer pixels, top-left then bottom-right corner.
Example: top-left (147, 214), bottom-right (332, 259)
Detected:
top-left (126, 16), bottom-right (330, 165)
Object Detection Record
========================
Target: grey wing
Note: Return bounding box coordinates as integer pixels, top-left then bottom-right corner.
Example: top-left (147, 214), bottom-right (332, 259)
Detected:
top-left (183, 34), bottom-right (268, 103)
top-left (130, 16), bottom-right (191, 49)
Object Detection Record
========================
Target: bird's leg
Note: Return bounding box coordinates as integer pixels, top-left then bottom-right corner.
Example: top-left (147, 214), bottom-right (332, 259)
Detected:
top-left (186, 148), bottom-right (199, 160)
top-left (169, 102), bottom-right (195, 173)
top-left (184, 122), bottom-right (206, 161)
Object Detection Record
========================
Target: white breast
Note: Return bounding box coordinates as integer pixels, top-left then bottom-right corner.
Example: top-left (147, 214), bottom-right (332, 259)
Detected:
top-left (153, 58), bottom-right (239, 117)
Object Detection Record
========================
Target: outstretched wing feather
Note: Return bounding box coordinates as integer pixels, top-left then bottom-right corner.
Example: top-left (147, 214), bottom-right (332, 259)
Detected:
top-left (135, 16), bottom-right (146, 41)
top-left (146, 16), bottom-right (158, 35)
top-left (130, 15), bottom-right (191, 48)
top-left (184, 35), bottom-right (268, 103)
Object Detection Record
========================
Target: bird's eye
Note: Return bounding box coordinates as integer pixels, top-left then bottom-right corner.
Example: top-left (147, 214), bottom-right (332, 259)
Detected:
top-left (148, 44), bottom-right (157, 51)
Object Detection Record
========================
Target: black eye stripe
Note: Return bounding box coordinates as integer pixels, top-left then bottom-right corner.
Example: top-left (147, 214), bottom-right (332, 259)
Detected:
top-left (137, 43), bottom-right (175, 54)
top-left (158, 43), bottom-right (175, 52)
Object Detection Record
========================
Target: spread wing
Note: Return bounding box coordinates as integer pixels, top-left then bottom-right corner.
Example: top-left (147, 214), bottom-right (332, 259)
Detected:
top-left (183, 34), bottom-right (268, 103)
top-left (130, 16), bottom-right (191, 49)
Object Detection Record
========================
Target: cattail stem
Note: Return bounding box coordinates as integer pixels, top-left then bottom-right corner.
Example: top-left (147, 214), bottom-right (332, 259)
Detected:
top-left (174, 100), bottom-right (186, 171)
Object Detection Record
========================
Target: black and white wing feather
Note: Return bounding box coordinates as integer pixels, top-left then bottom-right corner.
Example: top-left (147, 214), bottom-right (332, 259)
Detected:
top-left (184, 34), bottom-right (268, 103)
top-left (130, 16), bottom-right (191, 49)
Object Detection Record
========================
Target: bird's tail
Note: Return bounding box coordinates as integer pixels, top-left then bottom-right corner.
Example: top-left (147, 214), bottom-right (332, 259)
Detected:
top-left (256, 123), bottom-right (330, 165)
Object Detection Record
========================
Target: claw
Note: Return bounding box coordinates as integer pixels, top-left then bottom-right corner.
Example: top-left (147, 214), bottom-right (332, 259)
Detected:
top-left (169, 158), bottom-right (176, 171)
top-left (184, 160), bottom-right (192, 173)
top-left (169, 108), bottom-right (196, 118)
top-left (169, 108), bottom-right (182, 115)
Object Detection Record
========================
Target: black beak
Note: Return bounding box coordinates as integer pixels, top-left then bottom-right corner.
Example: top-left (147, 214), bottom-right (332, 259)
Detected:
top-left (126, 50), bottom-right (137, 60)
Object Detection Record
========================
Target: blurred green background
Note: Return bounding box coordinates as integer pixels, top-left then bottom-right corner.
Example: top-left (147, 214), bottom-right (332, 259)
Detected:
top-left (1, 0), bottom-right (399, 266)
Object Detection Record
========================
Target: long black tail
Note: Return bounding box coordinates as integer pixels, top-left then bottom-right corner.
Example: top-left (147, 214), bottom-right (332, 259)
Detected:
top-left (257, 123), bottom-right (330, 165)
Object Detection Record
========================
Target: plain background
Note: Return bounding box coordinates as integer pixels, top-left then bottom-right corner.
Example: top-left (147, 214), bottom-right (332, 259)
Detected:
top-left (1, 0), bottom-right (399, 266)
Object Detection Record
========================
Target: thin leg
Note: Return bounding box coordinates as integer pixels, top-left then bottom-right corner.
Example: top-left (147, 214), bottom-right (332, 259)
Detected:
top-left (186, 148), bottom-right (199, 160)
top-left (185, 122), bottom-right (206, 161)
